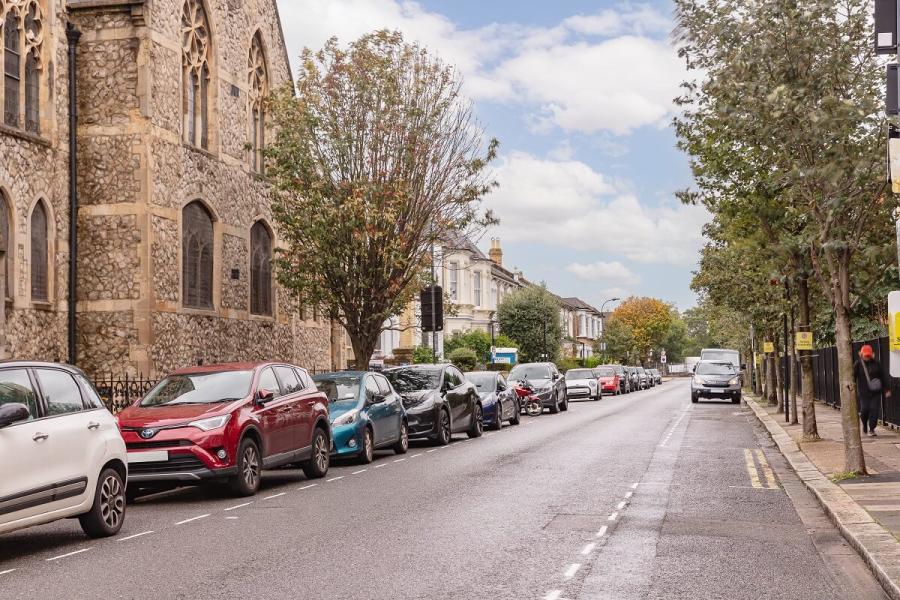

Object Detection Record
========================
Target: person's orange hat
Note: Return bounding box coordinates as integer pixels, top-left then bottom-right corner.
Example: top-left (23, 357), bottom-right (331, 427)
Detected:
top-left (860, 344), bottom-right (875, 359)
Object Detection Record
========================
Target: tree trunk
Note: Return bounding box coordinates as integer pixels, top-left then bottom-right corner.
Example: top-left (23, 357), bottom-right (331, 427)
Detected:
top-left (834, 292), bottom-right (866, 474)
top-left (797, 275), bottom-right (819, 440)
top-left (774, 330), bottom-right (784, 413)
top-left (347, 326), bottom-right (380, 371)
top-left (765, 340), bottom-right (777, 405)
top-left (789, 318), bottom-right (799, 426)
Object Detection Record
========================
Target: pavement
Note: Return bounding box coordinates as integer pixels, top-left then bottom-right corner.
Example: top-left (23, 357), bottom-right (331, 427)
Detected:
top-left (748, 396), bottom-right (900, 599)
top-left (0, 380), bottom-right (888, 599)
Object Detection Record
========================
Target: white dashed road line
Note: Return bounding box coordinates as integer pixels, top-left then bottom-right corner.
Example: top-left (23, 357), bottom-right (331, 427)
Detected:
top-left (224, 502), bottom-right (252, 511)
top-left (581, 543), bottom-right (596, 555)
top-left (374, 464), bottom-right (387, 468)
top-left (427, 449), bottom-right (437, 453)
top-left (608, 512), bottom-right (618, 521)
top-left (46, 548), bottom-right (92, 562)
top-left (564, 563), bottom-right (581, 578)
top-left (617, 501), bottom-right (627, 510)
top-left (631, 482), bottom-right (638, 489)
top-left (596, 525), bottom-right (608, 537)
top-left (411, 453), bottom-right (423, 458)
top-left (394, 458), bottom-right (406, 463)
top-left (117, 531), bottom-right (154, 542)
top-left (175, 514), bottom-right (210, 526)
top-left (326, 476), bottom-right (344, 482)
top-left (544, 591), bottom-right (562, 600)
top-left (351, 470), bottom-right (367, 475)
top-left (263, 492), bottom-right (286, 500)
top-left (298, 484), bottom-right (318, 490)
top-left (625, 491), bottom-right (633, 499)
top-left (0, 569), bottom-right (17, 575)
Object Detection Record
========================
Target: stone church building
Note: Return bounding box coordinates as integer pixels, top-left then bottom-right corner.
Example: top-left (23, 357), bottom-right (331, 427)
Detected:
top-left (0, 0), bottom-right (335, 377)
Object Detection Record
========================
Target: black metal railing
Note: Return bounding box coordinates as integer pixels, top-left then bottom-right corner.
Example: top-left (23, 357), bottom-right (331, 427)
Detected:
top-left (93, 373), bottom-right (159, 414)
top-left (808, 336), bottom-right (900, 427)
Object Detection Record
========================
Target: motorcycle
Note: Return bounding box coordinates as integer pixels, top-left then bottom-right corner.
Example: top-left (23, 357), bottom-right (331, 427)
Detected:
top-left (514, 380), bottom-right (543, 417)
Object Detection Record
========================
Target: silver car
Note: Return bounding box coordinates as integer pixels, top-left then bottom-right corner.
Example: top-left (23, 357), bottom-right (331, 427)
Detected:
top-left (691, 360), bottom-right (741, 404)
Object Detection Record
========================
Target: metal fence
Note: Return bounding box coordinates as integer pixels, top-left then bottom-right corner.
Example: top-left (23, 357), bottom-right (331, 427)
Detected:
top-left (94, 373), bottom-right (159, 414)
top-left (809, 336), bottom-right (900, 427)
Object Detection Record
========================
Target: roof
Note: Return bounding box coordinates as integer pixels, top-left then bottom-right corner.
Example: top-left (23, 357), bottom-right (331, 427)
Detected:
top-left (441, 230), bottom-right (490, 262)
top-left (562, 297), bottom-right (601, 314)
top-left (171, 361), bottom-right (274, 375)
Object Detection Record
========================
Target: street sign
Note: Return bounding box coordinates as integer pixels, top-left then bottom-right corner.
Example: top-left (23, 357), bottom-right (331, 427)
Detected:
top-left (660, 355), bottom-right (667, 364)
top-left (876, 0), bottom-right (899, 54)
top-left (890, 291), bottom-right (900, 376)
top-left (763, 341), bottom-right (775, 354)
top-left (795, 332), bottom-right (813, 351)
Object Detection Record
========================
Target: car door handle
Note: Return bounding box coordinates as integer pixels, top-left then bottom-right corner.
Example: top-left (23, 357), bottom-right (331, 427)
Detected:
top-left (32, 432), bottom-right (49, 442)
top-left (88, 422), bottom-right (101, 430)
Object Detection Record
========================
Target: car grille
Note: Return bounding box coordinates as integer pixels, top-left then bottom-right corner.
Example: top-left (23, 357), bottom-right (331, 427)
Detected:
top-left (126, 440), bottom-right (194, 450)
top-left (129, 455), bottom-right (206, 474)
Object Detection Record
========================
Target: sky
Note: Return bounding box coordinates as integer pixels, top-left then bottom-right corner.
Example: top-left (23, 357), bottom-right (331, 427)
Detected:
top-left (274, 0), bottom-right (708, 312)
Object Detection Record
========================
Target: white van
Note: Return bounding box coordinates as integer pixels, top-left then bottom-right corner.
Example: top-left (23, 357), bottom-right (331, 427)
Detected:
top-left (0, 362), bottom-right (127, 537)
top-left (700, 348), bottom-right (742, 370)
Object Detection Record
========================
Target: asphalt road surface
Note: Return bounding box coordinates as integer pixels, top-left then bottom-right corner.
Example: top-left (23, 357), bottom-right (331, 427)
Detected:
top-left (0, 380), bottom-right (887, 599)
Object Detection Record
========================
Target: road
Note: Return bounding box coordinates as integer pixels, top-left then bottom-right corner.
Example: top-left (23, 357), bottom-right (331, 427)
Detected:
top-left (0, 379), bottom-right (887, 599)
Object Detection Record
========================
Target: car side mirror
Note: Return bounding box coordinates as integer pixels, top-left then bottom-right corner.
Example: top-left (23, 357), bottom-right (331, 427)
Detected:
top-left (257, 388), bottom-right (275, 404)
top-left (368, 393), bottom-right (385, 405)
top-left (0, 403), bottom-right (30, 428)
top-left (552, 373), bottom-right (560, 380)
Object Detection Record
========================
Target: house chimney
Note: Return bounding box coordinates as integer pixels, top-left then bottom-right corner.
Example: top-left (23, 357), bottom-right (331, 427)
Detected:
top-left (489, 238), bottom-right (503, 266)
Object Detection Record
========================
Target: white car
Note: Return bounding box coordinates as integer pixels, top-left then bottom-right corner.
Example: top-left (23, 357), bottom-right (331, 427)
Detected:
top-left (0, 362), bottom-right (127, 537)
top-left (564, 368), bottom-right (601, 401)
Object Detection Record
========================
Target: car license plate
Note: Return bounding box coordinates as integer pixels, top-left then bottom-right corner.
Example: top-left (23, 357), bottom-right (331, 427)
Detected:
top-left (128, 450), bottom-right (169, 464)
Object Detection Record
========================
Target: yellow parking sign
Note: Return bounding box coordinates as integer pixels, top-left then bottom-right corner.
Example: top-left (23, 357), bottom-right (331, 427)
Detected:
top-left (892, 312), bottom-right (900, 352)
top-left (796, 332), bottom-right (813, 351)
top-left (763, 341), bottom-right (774, 354)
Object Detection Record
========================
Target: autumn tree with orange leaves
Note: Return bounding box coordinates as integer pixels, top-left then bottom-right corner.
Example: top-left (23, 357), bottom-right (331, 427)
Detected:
top-left (610, 298), bottom-right (674, 365)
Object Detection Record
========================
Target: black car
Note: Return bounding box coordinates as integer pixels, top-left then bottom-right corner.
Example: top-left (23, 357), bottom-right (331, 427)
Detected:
top-left (385, 365), bottom-right (483, 445)
top-left (649, 369), bottom-right (662, 386)
top-left (465, 371), bottom-right (521, 429)
top-left (604, 364), bottom-right (630, 394)
top-left (507, 362), bottom-right (568, 413)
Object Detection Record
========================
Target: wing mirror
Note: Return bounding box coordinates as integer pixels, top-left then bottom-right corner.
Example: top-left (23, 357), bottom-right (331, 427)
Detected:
top-left (257, 388), bottom-right (275, 404)
top-left (0, 403), bottom-right (30, 428)
top-left (552, 373), bottom-right (560, 381)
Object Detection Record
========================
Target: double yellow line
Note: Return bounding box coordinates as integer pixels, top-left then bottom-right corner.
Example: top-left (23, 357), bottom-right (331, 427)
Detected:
top-left (744, 448), bottom-right (778, 489)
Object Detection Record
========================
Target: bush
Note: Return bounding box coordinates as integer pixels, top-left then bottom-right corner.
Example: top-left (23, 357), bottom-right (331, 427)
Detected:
top-left (448, 347), bottom-right (478, 372)
top-left (412, 346), bottom-right (435, 364)
top-left (557, 357), bottom-right (580, 373)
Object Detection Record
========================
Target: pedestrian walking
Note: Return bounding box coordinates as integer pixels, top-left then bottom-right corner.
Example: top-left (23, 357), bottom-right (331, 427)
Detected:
top-left (853, 345), bottom-right (891, 437)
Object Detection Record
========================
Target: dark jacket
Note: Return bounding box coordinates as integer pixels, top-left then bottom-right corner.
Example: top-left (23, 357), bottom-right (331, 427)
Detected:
top-left (854, 359), bottom-right (884, 403)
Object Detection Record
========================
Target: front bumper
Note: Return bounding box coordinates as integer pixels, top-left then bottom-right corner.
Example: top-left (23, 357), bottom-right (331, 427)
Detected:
top-left (331, 422), bottom-right (364, 456)
top-left (406, 406), bottom-right (439, 439)
top-left (692, 385), bottom-right (741, 399)
top-left (535, 388), bottom-right (556, 407)
top-left (122, 426), bottom-right (237, 484)
top-left (566, 385), bottom-right (594, 399)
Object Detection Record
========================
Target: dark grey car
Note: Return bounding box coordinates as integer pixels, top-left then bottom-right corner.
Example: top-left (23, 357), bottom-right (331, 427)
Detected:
top-left (507, 362), bottom-right (568, 414)
top-left (691, 361), bottom-right (741, 404)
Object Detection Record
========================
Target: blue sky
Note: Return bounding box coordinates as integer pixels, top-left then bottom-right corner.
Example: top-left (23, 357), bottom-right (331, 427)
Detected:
top-left (276, 0), bottom-right (707, 312)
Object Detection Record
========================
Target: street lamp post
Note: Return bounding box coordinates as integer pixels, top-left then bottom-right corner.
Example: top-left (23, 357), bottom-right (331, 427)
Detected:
top-left (598, 297), bottom-right (621, 359)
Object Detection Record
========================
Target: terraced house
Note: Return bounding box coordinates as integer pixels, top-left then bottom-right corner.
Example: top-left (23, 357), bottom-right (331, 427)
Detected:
top-left (0, 0), bottom-right (333, 377)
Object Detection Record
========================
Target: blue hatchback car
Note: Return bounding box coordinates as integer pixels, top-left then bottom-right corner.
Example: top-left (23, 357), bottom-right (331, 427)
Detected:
top-left (312, 371), bottom-right (409, 463)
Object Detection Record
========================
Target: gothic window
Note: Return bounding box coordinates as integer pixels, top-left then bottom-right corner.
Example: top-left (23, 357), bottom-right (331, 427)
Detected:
top-left (2, 1), bottom-right (43, 132)
top-left (182, 0), bottom-right (210, 149)
top-left (250, 221), bottom-right (272, 316)
top-left (0, 190), bottom-right (10, 299)
top-left (248, 32), bottom-right (267, 172)
top-left (30, 200), bottom-right (47, 302)
top-left (182, 201), bottom-right (214, 309)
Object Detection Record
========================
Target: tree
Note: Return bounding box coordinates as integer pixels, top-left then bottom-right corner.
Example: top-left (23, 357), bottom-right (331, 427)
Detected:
top-left (266, 30), bottom-right (498, 368)
top-left (444, 330), bottom-right (517, 365)
top-left (674, 0), bottom-right (900, 470)
top-left (448, 347), bottom-right (477, 372)
top-left (611, 298), bottom-right (674, 365)
top-left (600, 316), bottom-right (635, 364)
top-left (497, 286), bottom-right (563, 363)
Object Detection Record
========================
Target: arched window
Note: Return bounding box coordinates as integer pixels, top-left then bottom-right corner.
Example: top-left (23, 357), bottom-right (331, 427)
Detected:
top-left (182, 0), bottom-right (210, 149)
top-left (182, 201), bottom-right (214, 309)
top-left (248, 32), bottom-right (267, 172)
top-left (250, 221), bottom-right (272, 316)
top-left (2, 1), bottom-right (43, 132)
top-left (0, 191), bottom-right (10, 299)
top-left (30, 201), bottom-right (48, 301)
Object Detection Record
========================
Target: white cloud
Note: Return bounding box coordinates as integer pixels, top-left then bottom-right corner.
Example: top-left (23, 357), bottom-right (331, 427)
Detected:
top-left (486, 152), bottom-right (710, 267)
top-left (566, 261), bottom-right (641, 286)
top-left (276, 1), bottom-right (686, 135)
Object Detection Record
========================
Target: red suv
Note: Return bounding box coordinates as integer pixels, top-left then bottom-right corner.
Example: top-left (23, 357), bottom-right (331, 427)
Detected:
top-left (117, 362), bottom-right (330, 497)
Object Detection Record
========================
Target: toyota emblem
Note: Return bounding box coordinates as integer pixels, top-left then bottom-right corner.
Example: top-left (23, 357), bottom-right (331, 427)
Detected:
top-left (139, 428), bottom-right (157, 439)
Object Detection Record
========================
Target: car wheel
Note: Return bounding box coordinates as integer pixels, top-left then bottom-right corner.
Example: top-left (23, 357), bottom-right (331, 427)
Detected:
top-left (468, 403), bottom-right (484, 438)
top-left (549, 392), bottom-right (561, 414)
top-left (393, 420), bottom-right (409, 454)
top-left (434, 409), bottom-right (452, 446)
top-left (79, 467), bottom-right (126, 538)
top-left (490, 403), bottom-right (503, 430)
top-left (691, 394), bottom-right (699, 404)
top-left (732, 394), bottom-right (742, 405)
top-left (358, 427), bottom-right (375, 464)
top-left (509, 400), bottom-right (521, 425)
top-left (230, 437), bottom-right (262, 496)
top-left (302, 427), bottom-right (330, 479)
top-left (560, 393), bottom-right (569, 412)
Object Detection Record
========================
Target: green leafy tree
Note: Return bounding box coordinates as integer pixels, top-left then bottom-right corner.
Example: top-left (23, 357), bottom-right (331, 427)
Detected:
top-left (411, 346), bottom-right (434, 364)
top-left (443, 330), bottom-right (518, 365)
top-left (599, 316), bottom-right (635, 364)
top-left (497, 285), bottom-right (563, 363)
top-left (611, 297), bottom-right (674, 365)
top-left (448, 347), bottom-right (477, 372)
top-left (266, 30), bottom-right (498, 368)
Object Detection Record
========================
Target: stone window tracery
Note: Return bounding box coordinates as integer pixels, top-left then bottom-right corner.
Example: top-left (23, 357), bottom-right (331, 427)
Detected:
top-left (182, 201), bottom-right (214, 309)
top-left (250, 221), bottom-right (272, 316)
top-left (1, 0), bottom-right (43, 133)
top-left (30, 200), bottom-right (47, 302)
top-left (182, 0), bottom-right (210, 149)
top-left (248, 31), bottom-right (267, 172)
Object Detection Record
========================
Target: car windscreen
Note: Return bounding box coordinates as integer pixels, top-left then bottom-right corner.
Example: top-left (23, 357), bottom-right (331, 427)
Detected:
top-left (565, 369), bottom-right (595, 380)
top-left (466, 373), bottom-right (496, 392)
top-left (140, 371), bottom-right (253, 406)
top-left (509, 365), bottom-right (551, 380)
top-left (594, 367), bottom-right (615, 377)
top-left (702, 350), bottom-right (738, 364)
top-left (385, 369), bottom-right (440, 393)
top-left (312, 374), bottom-right (360, 407)
top-left (695, 362), bottom-right (736, 376)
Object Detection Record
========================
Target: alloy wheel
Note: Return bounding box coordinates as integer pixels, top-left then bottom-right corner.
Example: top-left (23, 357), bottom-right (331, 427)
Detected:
top-left (400, 423), bottom-right (409, 451)
top-left (440, 411), bottom-right (451, 443)
top-left (100, 474), bottom-right (125, 529)
top-left (475, 405), bottom-right (483, 434)
top-left (364, 430), bottom-right (374, 462)
top-left (242, 444), bottom-right (260, 490)
top-left (315, 433), bottom-right (329, 472)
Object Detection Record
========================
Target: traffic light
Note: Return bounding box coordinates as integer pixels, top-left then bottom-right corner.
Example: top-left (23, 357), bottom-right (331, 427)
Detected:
top-left (420, 286), bottom-right (444, 332)
top-left (876, 0), bottom-right (898, 54)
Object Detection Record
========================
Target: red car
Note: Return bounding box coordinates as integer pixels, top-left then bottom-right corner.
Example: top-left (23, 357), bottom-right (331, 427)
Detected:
top-left (593, 366), bottom-right (620, 396)
top-left (117, 362), bottom-right (331, 497)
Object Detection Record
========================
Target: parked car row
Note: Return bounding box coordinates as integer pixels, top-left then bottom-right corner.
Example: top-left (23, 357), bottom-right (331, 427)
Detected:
top-left (563, 364), bottom-right (664, 399)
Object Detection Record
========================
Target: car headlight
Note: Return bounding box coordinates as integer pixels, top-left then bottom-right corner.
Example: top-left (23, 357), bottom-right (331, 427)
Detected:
top-left (693, 376), bottom-right (706, 385)
top-left (188, 414), bottom-right (231, 431)
top-left (333, 409), bottom-right (360, 427)
top-left (728, 377), bottom-right (739, 385)
top-left (589, 381), bottom-right (597, 388)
